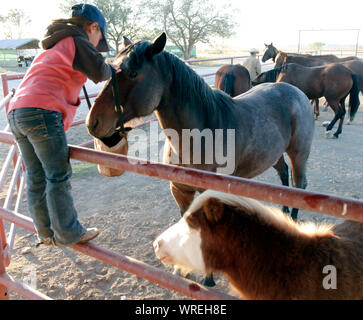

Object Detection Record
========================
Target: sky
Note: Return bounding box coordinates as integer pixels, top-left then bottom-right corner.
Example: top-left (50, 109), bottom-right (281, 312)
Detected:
top-left (1, 0), bottom-right (363, 51)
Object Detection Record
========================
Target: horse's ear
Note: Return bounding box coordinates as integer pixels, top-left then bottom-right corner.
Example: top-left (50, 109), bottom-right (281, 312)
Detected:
top-left (203, 198), bottom-right (224, 223)
top-left (151, 32), bottom-right (167, 56)
top-left (123, 36), bottom-right (132, 47)
top-left (264, 43), bottom-right (268, 47)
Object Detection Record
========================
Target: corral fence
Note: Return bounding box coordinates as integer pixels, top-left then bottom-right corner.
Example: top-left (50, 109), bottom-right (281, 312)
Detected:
top-left (0, 54), bottom-right (362, 300)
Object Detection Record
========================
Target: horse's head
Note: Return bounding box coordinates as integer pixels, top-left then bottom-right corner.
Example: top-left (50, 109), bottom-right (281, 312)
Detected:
top-left (153, 191), bottom-right (243, 275)
top-left (262, 43), bottom-right (278, 63)
top-left (86, 33), bottom-right (167, 139)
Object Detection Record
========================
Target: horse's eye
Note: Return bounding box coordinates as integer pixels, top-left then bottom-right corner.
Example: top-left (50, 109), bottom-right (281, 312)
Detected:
top-left (128, 70), bottom-right (138, 79)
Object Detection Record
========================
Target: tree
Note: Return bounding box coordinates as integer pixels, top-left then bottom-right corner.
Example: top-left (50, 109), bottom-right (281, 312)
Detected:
top-left (308, 42), bottom-right (325, 52)
top-left (0, 9), bottom-right (32, 39)
top-left (59, 0), bottom-right (149, 53)
top-left (144, 0), bottom-right (238, 59)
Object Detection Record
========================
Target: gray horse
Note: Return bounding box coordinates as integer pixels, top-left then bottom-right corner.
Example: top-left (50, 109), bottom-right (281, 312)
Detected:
top-left (87, 33), bottom-right (315, 222)
top-left (86, 33), bottom-right (315, 287)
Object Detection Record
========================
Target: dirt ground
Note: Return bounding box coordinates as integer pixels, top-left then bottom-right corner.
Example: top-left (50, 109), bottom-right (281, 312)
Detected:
top-left (0, 74), bottom-right (362, 300)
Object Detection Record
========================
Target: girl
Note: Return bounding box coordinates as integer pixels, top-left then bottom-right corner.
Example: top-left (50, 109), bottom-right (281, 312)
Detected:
top-left (7, 4), bottom-right (115, 247)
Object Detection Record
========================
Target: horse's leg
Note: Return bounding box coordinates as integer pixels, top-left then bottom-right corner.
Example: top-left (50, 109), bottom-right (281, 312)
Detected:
top-left (287, 151), bottom-right (309, 221)
top-left (312, 99), bottom-right (319, 119)
top-left (202, 274), bottom-right (216, 287)
top-left (273, 155), bottom-right (290, 214)
top-left (325, 100), bottom-right (341, 138)
top-left (170, 182), bottom-right (196, 216)
top-left (332, 98), bottom-right (347, 138)
top-left (323, 99), bottom-right (329, 112)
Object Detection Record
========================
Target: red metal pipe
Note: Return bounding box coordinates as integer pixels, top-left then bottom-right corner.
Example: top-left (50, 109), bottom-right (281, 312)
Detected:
top-left (1, 74), bottom-right (10, 109)
top-left (0, 232), bottom-right (9, 300)
top-left (0, 273), bottom-right (51, 300)
top-left (0, 130), bottom-right (362, 222)
top-left (1, 74), bottom-right (25, 81)
top-left (0, 207), bottom-right (237, 300)
top-left (70, 146), bottom-right (363, 222)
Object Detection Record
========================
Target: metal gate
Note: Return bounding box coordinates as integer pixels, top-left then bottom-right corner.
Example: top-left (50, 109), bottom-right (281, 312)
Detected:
top-left (0, 69), bottom-right (362, 300)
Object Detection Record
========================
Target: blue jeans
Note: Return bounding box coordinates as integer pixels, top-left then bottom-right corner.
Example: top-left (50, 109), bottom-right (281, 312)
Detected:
top-left (7, 108), bottom-right (86, 245)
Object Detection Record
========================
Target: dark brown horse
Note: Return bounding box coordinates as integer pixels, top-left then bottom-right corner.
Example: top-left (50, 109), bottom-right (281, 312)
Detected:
top-left (252, 63), bottom-right (360, 138)
top-left (266, 53), bottom-right (363, 120)
top-left (262, 43), bottom-right (358, 67)
top-left (275, 51), bottom-right (358, 68)
top-left (214, 64), bottom-right (251, 97)
top-left (154, 190), bottom-right (363, 299)
top-left (310, 60), bottom-right (363, 123)
top-left (340, 59), bottom-right (363, 123)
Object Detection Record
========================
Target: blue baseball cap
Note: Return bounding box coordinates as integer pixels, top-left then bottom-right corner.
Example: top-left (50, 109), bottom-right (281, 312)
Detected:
top-left (71, 3), bottom-right (109, 52)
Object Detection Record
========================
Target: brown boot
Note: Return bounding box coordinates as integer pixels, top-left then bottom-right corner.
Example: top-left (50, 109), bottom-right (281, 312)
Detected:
top-left (76, 228), bottom-right (100, 244)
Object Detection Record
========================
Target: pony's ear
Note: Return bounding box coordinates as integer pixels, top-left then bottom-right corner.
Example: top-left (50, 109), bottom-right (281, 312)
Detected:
top-left (123, 36), bottom-right (132, 47)
top-left (151, 32), bottom-right (167, 56)
top-left (203, 198), bottom-right (224, 223)
top-left (264, 43), bottom-right (268, 47)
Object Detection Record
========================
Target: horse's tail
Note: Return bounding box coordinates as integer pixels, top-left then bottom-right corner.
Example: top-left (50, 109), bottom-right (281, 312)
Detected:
top-left (348, 74), bottom-right (360, 122)
top-left (222, 72), bottom-right (235, 97)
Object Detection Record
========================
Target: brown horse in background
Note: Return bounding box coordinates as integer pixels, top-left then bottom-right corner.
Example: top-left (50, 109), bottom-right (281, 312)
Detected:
top-left (340, 59), bottom-right (363, 122)
top-left (262, 43), bottom-right (359, 67)
top-left (154, 190), bottom-right (363, 299)
top-left (266, 53), bottom-right (363, 122)
top-left (214, 64), bottom-right (251, 97)
top-left (252, 63), bottom-right (360, 138)
top-left (275, 51), bottom-right (359, 68)
top-left (311, 60), bottom-right (363, 123)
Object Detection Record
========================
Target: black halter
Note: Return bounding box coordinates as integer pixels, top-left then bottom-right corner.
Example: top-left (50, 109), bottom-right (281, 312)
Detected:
top-left (83, 65), bottom-right (131, 147)
top-left (110, 66), bottom-right (126, 134)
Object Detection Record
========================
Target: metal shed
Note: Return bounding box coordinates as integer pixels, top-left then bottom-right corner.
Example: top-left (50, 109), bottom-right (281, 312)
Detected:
top-left (0, 38), bottom-right (39, 68)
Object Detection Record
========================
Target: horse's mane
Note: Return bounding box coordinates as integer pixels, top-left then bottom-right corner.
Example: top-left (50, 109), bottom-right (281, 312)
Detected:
top-left (159, 50), bottom-right (234, 118)
top-left (185, 190), bottom-right (334, 237)
top-left (262, 65), bottom-right (289, 82)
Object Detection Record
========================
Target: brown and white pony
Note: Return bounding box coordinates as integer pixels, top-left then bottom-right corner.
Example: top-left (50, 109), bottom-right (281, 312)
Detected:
top-left (154, 190), bottom-right (363, 300)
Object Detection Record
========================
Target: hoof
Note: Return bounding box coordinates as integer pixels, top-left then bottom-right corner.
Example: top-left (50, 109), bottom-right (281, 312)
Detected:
top-left (322, 121), bottom-right (330, 127)
top-left (346, 120), bottom-right (352, 125)
top-left (202, 278), bottom-right (216, 287)
top-left (291, 213), bottom-right (298, 221)
top-left (282, 206), bottom-right (290, 214)
top-left (202, 275), bottom-right (216, 287)
top-left (172, 267), bottom-right (182, 276)
top-left (325, 130), bottom-right (335, 139)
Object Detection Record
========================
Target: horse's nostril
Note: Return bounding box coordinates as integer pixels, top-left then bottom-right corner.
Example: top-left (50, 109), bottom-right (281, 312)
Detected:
top-left (93, 119), bottom-right (99, 130)
top-left (88, 118), bottom-right (98, 132)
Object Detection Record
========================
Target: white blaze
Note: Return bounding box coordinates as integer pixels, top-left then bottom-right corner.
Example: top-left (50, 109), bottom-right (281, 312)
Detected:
top-left (154, 218), bottom-right (206, 274)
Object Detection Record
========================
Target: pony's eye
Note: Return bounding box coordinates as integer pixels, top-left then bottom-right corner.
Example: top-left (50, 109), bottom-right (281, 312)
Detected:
top-left (128, 70), bottom-right (138, 79)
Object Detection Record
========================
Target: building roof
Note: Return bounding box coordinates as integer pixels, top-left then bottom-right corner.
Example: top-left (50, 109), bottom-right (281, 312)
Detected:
top-left (0, 38), bottom-right (39, 50)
